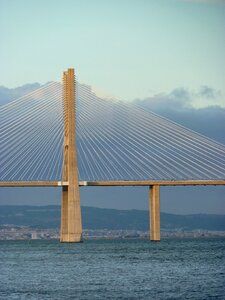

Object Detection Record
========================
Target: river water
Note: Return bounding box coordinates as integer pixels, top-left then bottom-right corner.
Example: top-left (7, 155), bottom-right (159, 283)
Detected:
top-left (0, 238), bottom-right (224, 299)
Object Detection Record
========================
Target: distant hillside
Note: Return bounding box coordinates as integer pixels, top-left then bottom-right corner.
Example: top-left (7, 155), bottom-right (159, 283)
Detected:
top-left (0, 206), bottom-right (225, 231)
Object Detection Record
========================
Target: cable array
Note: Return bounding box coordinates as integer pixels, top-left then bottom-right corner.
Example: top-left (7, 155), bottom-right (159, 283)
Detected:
top-left (76, 83), bottom-right (225, 181)
top-left (0, 81), bottom-right (225, 182)
top-left (0, 82), bottom-right (64, 181)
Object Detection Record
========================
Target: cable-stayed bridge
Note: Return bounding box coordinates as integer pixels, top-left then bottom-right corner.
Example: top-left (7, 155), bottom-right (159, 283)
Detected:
top-left (0, 68), bottom-right (225, 242)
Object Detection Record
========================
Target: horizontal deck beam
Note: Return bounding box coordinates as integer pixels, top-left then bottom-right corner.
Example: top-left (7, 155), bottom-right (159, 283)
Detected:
top-left (0, 181), bottom-right (68, 187)
top-left (0, 180), bottom-right (224, 187)
top-left (80, 180), bottom-right (225, 186)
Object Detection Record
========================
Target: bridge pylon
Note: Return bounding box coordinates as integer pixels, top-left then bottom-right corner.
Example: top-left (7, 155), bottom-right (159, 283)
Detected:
top-left (60, 68), bottom-right (82, 242)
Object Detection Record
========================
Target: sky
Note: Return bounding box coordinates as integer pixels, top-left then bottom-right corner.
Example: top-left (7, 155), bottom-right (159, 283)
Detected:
top-left (0, 0), bottom-right (225, 214)
top-left (0, 0), bottom-right (225, 106)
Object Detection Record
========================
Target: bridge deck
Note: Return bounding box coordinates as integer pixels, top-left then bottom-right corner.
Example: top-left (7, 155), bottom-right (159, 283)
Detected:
top-left (82, 180), bottom-right (225, 186)
top-left (0, 180), bottom-right (224, 187)
top-left (0, 182), bottom-right (67, 187)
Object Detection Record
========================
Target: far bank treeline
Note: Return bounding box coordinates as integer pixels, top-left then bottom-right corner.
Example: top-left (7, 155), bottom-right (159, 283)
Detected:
top-left (0, 205), bottom-right (225, 231)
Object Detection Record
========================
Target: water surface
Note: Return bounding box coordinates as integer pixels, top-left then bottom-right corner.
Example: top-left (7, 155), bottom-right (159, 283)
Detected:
top-left (0, 239), bottom-right (224, 299)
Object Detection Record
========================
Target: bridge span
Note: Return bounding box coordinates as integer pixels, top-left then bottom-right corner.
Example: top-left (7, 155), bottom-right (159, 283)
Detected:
top-left (0, 68), bottom-right (225, 242)
top-left (0, 180), bottom-right (225, 187)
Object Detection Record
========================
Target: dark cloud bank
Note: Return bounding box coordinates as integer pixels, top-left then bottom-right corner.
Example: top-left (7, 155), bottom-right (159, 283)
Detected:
top-left (0, 84), bottom-right (224, 214)
top-left (0, 83), bottom-right (41, 106)
top-left (134, 86), bottom-right (225, 144)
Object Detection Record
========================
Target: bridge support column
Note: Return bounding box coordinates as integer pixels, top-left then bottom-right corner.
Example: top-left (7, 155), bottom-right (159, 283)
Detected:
top-left (60, 185), bottom-right (82, 242)
top-left (149, 185), bottom-right (160, 241)
top-left (60, 68), bottom-right (82, 243)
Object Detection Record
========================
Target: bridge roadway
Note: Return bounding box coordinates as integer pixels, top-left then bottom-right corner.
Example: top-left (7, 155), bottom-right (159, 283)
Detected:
top-left (0, 180), bottom-right (225, 187)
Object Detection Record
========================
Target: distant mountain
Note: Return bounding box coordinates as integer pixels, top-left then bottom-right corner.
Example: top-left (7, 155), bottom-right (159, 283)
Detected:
top-left (0, 205), bottom-right (225, 231)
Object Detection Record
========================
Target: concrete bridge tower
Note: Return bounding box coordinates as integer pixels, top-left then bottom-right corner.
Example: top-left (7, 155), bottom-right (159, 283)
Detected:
top-left (60, 68), bottom-right (82, 242)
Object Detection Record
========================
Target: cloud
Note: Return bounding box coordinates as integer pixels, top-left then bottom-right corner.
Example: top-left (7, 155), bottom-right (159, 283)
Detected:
top-left (172, 85), bottom-right (221, 105)
top-left (133, 86), bottom-right (225, 144)
top-left (0, 83), bottom-right (41, 106)
top-left (198, 85), bottom-right (221, 100)
top-left (134, 85), bottom-right (222, 113)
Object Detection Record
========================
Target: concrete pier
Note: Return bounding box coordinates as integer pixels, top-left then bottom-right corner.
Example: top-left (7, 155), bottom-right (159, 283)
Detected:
top-left (150, 185), bottom-right (160, 241)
